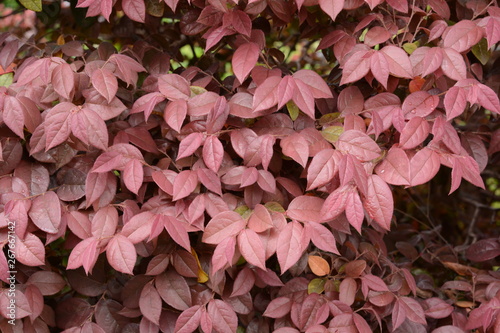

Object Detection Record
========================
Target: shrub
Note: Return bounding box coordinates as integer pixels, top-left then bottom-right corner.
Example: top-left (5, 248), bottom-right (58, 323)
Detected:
top-left (1, 0), bottom-right (500, 332)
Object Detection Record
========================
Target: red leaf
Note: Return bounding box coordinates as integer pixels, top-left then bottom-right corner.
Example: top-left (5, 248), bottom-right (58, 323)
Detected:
top-left (386, 0), bottom-right (408, 12)
top-left (26, 271), bottom-right (66, 296)
top-left (336, 130), bottom-right (381, 161)
top-left (375, 147), bottom-right (410, 186)
top-left (140, 282), bottom-right (162, 325)
top-left (263, 296), bottom-right (292, 318)
top-left (173, 170), bottom-right (198, 201)
top-left (156, 270), bottom-right (192, 311)
top-left (206, 96), bottom-right (229, 134)
top-left (232, 42), bottom-right (260, 84)
top-left (71, 108), bottom-right (109, 150)
top-left (203, 211), bottom-right (247, 245)
top-left (203, 135), bottom-right (224, 173)
top-left (207, 299), bottom-right (238, 333)
top-left (67, 237), bottom-right (99, 274)
top-left (45, 102), bottom-right (74, 151)
top-left (287, 195), bottom-right (324, 223)
top-left (122, 0), bottom-right (146, 22)
top-left (466, 239), bottom-right (500, 262)
top-left (277, 221), bottom-right (307, 274)
top-left (91, 68), bottom-right (118, 103)
top-left (238, 229), bottom-right (267, 270)
top-left (423, 297), bottom-right (454, 319)
top-left (28, 191), bottom-right (61, 234)
top-left (52, 63), bottom-right (75, 100)
top-left (337, 86), bottom-right (364, 116)
top-left (231, 266), bottom-right (255, 297)
top-left (158, 73), bottom-right (190, 101)
top-left (399, 297), bottom-right (426, 325)
top-left (277, 75), bottom-right (296, 109)
top-left (363, 175), bottom-right (393, 230)
top-left (106, 234), bottom-right (137, 274)
top-left (319, 0), bottom-right (345, 21)
top-left (253, 76), bottom-right (281, 113)
top-left (443, 20), bottom-right (483, 53)
top-left (174, 305), bottom-right (202, 333)
top-left (164, 99), bottom-right (187, 132)
top-left (3, 96), bottom-right (25, 138)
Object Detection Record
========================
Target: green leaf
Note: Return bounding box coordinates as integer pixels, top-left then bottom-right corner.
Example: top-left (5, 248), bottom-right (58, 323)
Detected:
top-left (286, 100), bottom-right (299, 121)
top-left (19, 0), bottom-right (42, 12)
top-left (308, 278), bottom-right (326, 294)
top-left (403, 42), bottom-right (418, 55)
top-left (321, 126), bottom-right (344, 143)
top-left (0, 73), bottom-right (13, 87)
top-left (472, 38), bottom-right (491, 66)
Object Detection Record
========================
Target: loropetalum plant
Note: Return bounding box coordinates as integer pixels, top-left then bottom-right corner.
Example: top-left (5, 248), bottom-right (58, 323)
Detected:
top-left (1, 0), bottom-right (500, 332)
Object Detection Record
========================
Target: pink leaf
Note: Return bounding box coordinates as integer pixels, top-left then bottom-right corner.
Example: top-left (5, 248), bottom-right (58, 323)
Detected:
top-left (293, 69), bottom-right (333, 99)
top-left (339, 277), bottom-right (357, 306)
top-left (392, 299), bottom-right (407, 331)
top-left (337, 86), bottom-right (364, 116)
top-left (238, 229), bottom-right (267, 270)
top-left (212, 236), bottom-right (237, 272)
top-left (307, 149), bottom-right (340, 190)
top-left (91, 205), bottom-right (118, 246)
top-left (441, 47), bottom-right (467, 81)
top-left (363, 175), bottom-right (393, 230)
top-left (319, 0), bottom-right (345, 21)
top-left (28, 191), bottom-right (61, 234)
top-left (277, 221), bottom-right (306, 274)
top-left (177, 132), bottom-right (204, 160)
top-left (320, 184), bottom-right (350, 221)
top-left (140, 282), bottom-right (162, 325)
top-left (247, 204), bottom-right (273, 232)
top-left (106, 234), bottom-right (137, 275)
top-left (402, 91), bottom-right (439, 119)
top-left (400, 297), bottom-right (426, 325)
top-left (443, 20), bottom-right (483, 53)
top-left (207, 299), bottom-right (238, 333)
top-left (340, 50), bottom-right (371, 85)
top-left (253, 76), bottom-right (281, 113)
top-left (386, 0), bottom-right (408, 12)
top-left (203, 135), bottom-right (224, 173)
top-left (409, 147), bottom-right (440, 186)
top-left (292, 78), bottom-right (316, 119)
top-left (281, 133), bottom-right (309, 168)
top-left (277, 75), bottom-right (296, 109)
top-left (287, 195), bottom-right (324, 223)
top-left (345, 190), bottom-right (364, 234)
top-left (45, 102), bottom-right (74, 151)
top-left (206, 96), bottom-right (229, 134)
top-left (232, 42), bottom-right (260, 84)
top-left (203, 211), bottom-right (247, 245)
top-left (380, 45), bottom-right (413, 78)
top-left (264, 297), bottom-right (292, 318)
top-left (477, 83), bottom-right (500, 114)
top-left (424, 297), bottom-right (454, 319)
top-left (410, 47), bottom-right (443, 78)
top-left (52, 63), bottom-right (75, 100)
top-left (364, 26), bottom-right (391, 46)
top-left (91, 68), bottom-right (118, 103)
top-left (3, 96), bottom-right (25, 138)
top-left (162, 215), bottom-right (191, 251)
top-left (67, 237), bottom-right (99, 274)
top-left (336, 130), bottom-right (381, 161)
top-left (158, 74), bottom-right (190, 101)
top-left (71, 108), bottom-right (109, 150)
top-left (16, 233), bottom-right (46, 267)
top-left (399, 117), bottom-right (431, 149)
top-left (164, 99), bottom-right (187, 132)
top-left (123, 159), bottom-right (143, 195)
top-left (173, 170), bottom-right (198, 201)
top-left (121, 211), bottom-right (155, 244)
top-left (444, 86), bottom-right (467, 120)
top-left (305, 222), bottom-right (340, 255)
top-left (231, 266), bottom-right (255, 297)
top-left (174, 305), bottom-right (202, 333)
top-left (370, 51), bottom-right (390, 89)
top-left (122, 0), bottom-right (146, 22)
top-left (375, 147), bottom-right (410, 186)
